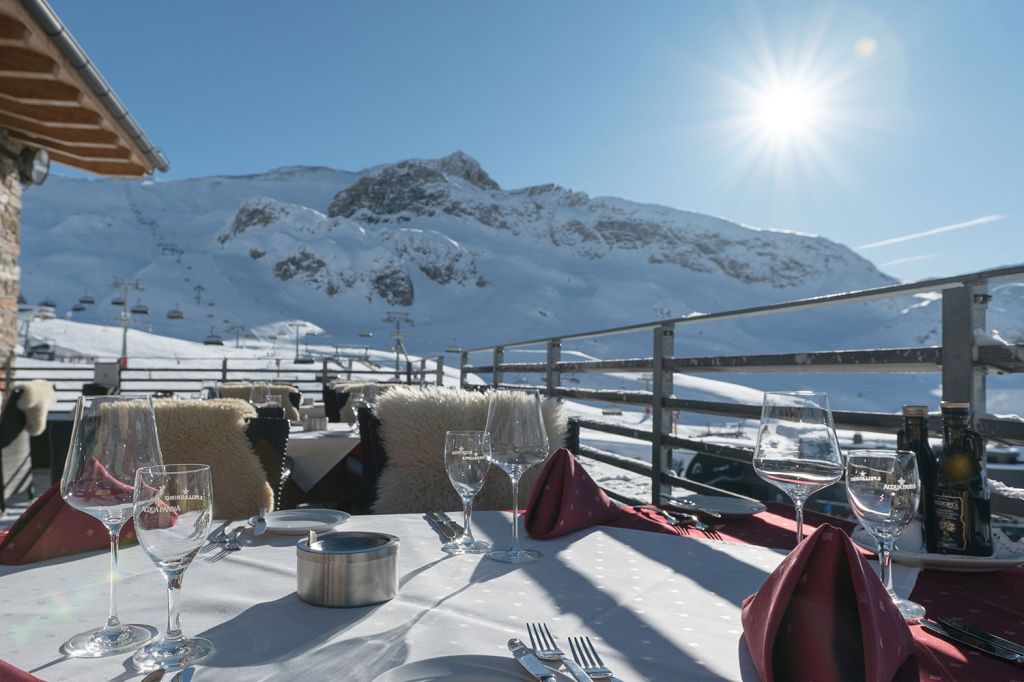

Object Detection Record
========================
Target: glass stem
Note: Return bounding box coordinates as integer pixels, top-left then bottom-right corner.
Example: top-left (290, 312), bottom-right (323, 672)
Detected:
top-left (462, 498), bottom-right (474, 542)
top-left (164, 571), bottom-right (185, 643)
top-left (104, 526), bottom-right (122, 631)
top-left (878, 537), bottom-right (896, 596)
top-left (510, 476), bottom-right (521, 551)
top-left (793, 500), bottom-right (805, 543)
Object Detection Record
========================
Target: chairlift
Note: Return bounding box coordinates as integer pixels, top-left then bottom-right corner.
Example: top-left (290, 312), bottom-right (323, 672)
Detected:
top-left (39, 296), bottom-right (56, 308)
top-left (294, 354), bottom-right (315, 365)
top-left (202, 328), bottom-right (224, 346)
top-left (166, 305), bottom-right (184, 320)
top-left (111, 296), bottom-right (125, 306)
top-left (71, 303), bottom-right (86, 313)
top-left (78, 292), bottom-right (95, 305)
top-left (359, 331), bottom-right (373, 338)
top-left (130, 299), bottom-right (149, 315)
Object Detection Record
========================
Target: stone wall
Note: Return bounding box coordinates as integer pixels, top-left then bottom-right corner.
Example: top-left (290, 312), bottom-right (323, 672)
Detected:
top-left (0, 135), bottom-right (22, 367)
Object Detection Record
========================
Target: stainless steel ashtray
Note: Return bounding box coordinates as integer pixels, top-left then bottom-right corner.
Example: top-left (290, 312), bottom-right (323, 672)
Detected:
top-left (296, 530), bottom-right (399, 608)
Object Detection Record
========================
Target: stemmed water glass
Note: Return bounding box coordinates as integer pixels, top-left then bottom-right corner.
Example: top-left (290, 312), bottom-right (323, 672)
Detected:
top-left (485, 390), bottom-right (550, 564)
top-left (442, 431), bottom-right (493, 555)
top-left (59, 396), bottom-right (161, 657)
top-left (846, 450), bottom-right (927, 621)
top-left (753, 391), bottom-right (844, 543)
top-left (131, 464), bottom-right (215, 671)
top-left (249, 383), bottom-right (273, 407)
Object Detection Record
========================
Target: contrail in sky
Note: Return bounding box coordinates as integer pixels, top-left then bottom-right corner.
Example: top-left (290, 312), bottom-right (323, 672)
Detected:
top-left (881, 254), bottom-right (938, 267)
top-left (857, 214), bottom-right (1006, 250)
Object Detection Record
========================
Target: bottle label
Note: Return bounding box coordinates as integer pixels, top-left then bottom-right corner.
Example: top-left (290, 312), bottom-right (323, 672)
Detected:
top-left (934, 494), bottom-right (968, 551)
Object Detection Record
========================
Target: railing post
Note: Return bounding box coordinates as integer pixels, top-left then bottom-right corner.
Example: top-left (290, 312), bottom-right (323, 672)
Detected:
top-left (435, 355), bottom-right (444, 386)
top-left (221, 358), bottom-right (228, 382)
top-left (546, 339), bottom-right (561, 397)
top-left (321, 358), bottom-right (328, 384)
top-left (492, 346), bottom-right (504, 388)
top-left (419, 358), bottom-right (427, 386)
top-left (650, 323), bottom-right (675, 504)
top-left (460, 351), bottom-right (469, 389)
top-left (942, 282), bottom-right (988, 412)
top-left (346, 358), bottom-right (353, 381)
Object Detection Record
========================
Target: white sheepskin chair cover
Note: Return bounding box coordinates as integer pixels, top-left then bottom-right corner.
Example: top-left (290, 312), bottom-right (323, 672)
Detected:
top-left (216, 382), bottom-right (300, 420)
top-left (372, 387), bottom-right (566, 514)
top-left (154, 399), bottom-right (273, 520)
top-left (16, 380), bottom-right (56, 436)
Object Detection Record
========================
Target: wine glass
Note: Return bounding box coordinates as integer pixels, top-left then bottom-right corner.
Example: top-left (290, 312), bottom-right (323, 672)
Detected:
top-left (753, 391), bottom-right (844, 544)
top-left (484, 390), bottom-right (550, 564)
top-left (59, 396), bottom-right (161, 657)
top-left (846, 450), bottom-right (927, 621)
top-left (443, 431), bottom-right (493, 555)
top-left (131, 464), bottom-right (215, 671)
top-left (249, 383), bottom-right (273, 407)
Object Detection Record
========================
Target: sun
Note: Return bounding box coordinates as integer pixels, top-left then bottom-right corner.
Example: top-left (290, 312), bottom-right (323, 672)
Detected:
top-left (753, 82), bottom-right (823, 138)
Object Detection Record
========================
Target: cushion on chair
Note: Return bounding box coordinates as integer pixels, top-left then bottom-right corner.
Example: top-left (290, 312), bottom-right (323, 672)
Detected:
top-left (154, 399), bottom-right (273, 520)
top-left (371, 387), bottom-right (566, 514)
top-left (15, 381), bottom-right (56, 436)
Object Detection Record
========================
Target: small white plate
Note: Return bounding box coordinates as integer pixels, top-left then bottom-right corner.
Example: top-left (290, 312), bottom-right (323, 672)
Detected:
top-left (249, 509), bottom-right (350, 535)
top-left (851, 525), bottom-right (1024, 572)
top-left (666, 494), bottom-right (766, 518)
top-left (373, 655), bottom-right (572, 681)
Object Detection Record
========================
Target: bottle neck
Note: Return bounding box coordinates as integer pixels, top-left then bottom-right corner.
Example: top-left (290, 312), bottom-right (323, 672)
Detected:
top-left (904, 416), bottom-right (928, 444)
top-left (942, 413), bottom-right (970, 446)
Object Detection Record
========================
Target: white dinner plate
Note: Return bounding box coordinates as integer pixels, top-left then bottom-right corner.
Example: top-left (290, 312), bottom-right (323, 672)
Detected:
top-left (851, 525), bottom-right (1024, 572)
top-left (249, 509), bottom-right (350, 535)
top-left (666, 494), bottom-right (766, 518)
top-left (373, 655), bottom-right (572, 681)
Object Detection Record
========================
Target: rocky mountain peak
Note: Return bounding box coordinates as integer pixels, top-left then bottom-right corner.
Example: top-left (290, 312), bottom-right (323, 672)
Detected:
top-left (435, 151), bottom-right (499, 190)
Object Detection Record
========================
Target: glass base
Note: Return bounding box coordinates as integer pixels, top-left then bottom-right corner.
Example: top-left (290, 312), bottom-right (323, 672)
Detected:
top-left (132, 635), bottom-right (213, 671)
top-left (891, 595), bottom-right (926, 622)
top-left (442, 538), bottom-right (492, 555)
top-left (486, 547), bottom-right (542, 564)
top-left (61, 623), bottom-right (157, 658)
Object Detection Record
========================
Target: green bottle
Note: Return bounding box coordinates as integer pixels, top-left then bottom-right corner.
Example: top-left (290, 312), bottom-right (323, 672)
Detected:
top-left (933, 402), bottom-right (992, 556)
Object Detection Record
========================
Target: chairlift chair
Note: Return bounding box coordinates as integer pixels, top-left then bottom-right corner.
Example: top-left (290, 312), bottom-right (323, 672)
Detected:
top-left (130, 299), bottom-right (149, 315)
top-left (39, 296), bottom-right (56, 308)
top-left (166, 305), bottom-right (184, 320)
top-left (71, 303), bottom-right (86, 313)
top-left (202, 328), bottom-right (224, 346)
top-left (111, 296), bottom-right (125, 306)
top-left (78, 292), bottom-right (95, 305)
top-left (294, 354), bottom-right (315, 365)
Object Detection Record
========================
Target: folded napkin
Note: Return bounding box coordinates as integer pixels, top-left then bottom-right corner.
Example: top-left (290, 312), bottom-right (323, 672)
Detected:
top-left (525, 449), bottom-right (690, 538)
top-left (741, 523), bottom-right (915, 682)
top-left (0, 462), bottom-right (140, 565)
top-left (0, 660), bottom-right (44, 681)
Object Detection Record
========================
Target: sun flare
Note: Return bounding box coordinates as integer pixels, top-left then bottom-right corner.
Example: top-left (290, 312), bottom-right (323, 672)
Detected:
top-left (753, 82), bottom-right (823, 138)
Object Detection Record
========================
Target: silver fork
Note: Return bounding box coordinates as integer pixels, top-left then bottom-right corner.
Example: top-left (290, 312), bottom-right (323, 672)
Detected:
top-left (222, 527), bottom-right (245, 551)
top-left (526, 623), bottom-right (593, 682)
top-left (568, 636), bottom-right (613, 679)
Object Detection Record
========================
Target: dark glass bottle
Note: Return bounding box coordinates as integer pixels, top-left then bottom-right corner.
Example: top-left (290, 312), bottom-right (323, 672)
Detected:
top-left (900, 406), bottom-right (939, 552)
top-left (933, 402), bottom-right (992, 556)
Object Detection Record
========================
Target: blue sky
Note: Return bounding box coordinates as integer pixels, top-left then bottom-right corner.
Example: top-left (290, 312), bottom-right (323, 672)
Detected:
top-left (50, 1), bottom-right (1022, 282)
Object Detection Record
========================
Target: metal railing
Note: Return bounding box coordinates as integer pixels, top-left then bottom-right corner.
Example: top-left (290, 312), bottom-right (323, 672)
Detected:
top-left (3, 354), bottom-right (447, 411)
top-left (456, 263), bottom-right (1024, 505)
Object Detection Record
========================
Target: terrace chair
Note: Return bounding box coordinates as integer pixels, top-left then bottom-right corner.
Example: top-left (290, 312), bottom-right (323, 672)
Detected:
top-left (154, 399), bottom-right (274, 520)
top-left (360, 386), bottom-right (567, 515)
top-left (244, 415), bottom-right (292, 511)
top-left (323, 383), bottom-right (350, 423)
top-left (0, 381), bottom-right (56, 513)
top-left (216, 382), bottom-right (301, 421)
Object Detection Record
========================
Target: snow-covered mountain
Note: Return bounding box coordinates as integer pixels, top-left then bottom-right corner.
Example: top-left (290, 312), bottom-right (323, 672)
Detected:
top-left (20, 151), bottom-right (909, 353)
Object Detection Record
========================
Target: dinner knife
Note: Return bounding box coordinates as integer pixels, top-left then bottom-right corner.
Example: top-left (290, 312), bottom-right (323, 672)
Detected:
top-left (437, 511), bottom-right (464, 535)
top-left (253, 507), bottom-right (267, 537)
top-left (920, 618), bottom-right (1023, 663)
top-left (507, 639), bottom-right (557, 681)
top-left (936, 616), bottom-right (1024, 657)
top-left (425, 513), bottom-right (455, 541)
top-left (658, 493), bottom-right (723, 519)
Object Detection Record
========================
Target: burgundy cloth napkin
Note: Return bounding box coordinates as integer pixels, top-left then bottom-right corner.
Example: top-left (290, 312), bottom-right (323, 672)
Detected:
top-left (0, 660), bottom-right (44, 681)
top-left (525, 449), bottom-right (690, 538)
top-left (0, 463), bottom-right (140, 565)
top-left (741, 523), bottom-right (915, 682)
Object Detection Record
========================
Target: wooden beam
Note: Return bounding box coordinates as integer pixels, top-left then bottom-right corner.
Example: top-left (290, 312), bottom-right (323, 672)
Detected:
top-left (0, 46), bottom-right (57, 77)
top-left (0, 94), bottom-right (102, 126)
top-left (0, 76), bottom-right (80, 104)
top-left (0, 12), bottom-right (30, 43)
top-left (8, 129), bottom-right (129, 159)
top-left (0, 110), bottom-right (118, 143)
top-left (48, 150), bottom-right (147, 177)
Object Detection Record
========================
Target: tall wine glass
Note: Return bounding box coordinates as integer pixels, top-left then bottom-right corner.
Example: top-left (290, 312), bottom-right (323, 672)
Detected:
top-left (753, 391), bottom-right (844, 544)
top-left (132, 464), bottom-right (215, 671)
top-left (59, 396), bottom-right (161, 657)
top-left (249, 383), bottom-right (273, 407)
top-left (846, 450), bottom-right (927, 621)
top-left (485, 390), bottom-right (550, 564)
top-left (443, 431), bottom-right (493, 555)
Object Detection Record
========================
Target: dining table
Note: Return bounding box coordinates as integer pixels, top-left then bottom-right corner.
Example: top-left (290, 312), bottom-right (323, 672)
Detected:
top-left (286, 423), bottom-right (361, 493)
top-left (0, 506), bottom-right (1021, 681)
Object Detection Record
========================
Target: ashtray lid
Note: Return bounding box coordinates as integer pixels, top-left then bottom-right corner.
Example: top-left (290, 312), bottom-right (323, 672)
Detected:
top-left (298, 531), bottom-right (399, 559)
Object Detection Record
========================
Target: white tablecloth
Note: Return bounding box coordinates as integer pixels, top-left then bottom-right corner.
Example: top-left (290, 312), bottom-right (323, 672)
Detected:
top-left (287, 423), bottom-right (361, 491)
top-left (0, 512), bottom-right (919, 681)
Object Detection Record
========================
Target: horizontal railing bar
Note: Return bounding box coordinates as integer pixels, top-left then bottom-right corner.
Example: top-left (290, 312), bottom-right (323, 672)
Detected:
top-left (464, 263), bottom-right (1024, 352)
top-left (577, 444), bottom-right (654, 477)
top-left (575, 417), bottom-right (654, 442)
top-left (555, 358), bottom-right (655, 372)
top-left (978, 344), bottom-right (1024, 373)
top-left (667, 348), bottom-right (942, 374)
top-left (551, 387), bottom-right (653, 405)
top-left (665, 435), bottom-right (754, 465)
